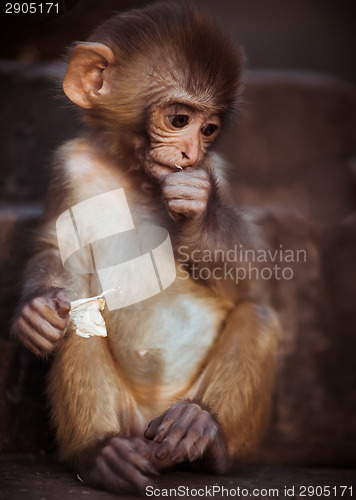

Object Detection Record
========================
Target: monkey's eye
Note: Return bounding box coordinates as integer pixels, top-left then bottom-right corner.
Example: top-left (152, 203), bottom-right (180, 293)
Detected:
top-left (202, 124), bottom-right (218, 137)
top-left (169, 115), bottom-right (189, 128)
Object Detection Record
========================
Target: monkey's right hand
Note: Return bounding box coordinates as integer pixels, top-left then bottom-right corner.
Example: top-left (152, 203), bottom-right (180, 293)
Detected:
top-left (79, 436), bottom-right (158, 494)
top-left (12, 289), bottom-right (71, 357)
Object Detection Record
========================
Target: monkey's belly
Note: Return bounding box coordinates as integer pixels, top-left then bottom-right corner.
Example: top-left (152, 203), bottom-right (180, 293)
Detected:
top-left (103, 279), bottom-right (232, 397)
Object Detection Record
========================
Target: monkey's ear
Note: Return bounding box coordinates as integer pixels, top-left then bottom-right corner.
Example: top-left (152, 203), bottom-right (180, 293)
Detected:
top-left (63, 43), bottom-right (115, 109)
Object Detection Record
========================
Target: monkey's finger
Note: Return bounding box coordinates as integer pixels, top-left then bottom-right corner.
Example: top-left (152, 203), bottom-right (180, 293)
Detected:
top-left (22, 306), bottom-right (65, 343)
top-left (169, 439), bottom-right (192, 463)
top-left (171, 418), bottom-right (220, 465)
top-left (131, 437), bottom-right (150, 459)
top-left (52, 290), bottom-right (71, 319)
top-left (169, 422), bottom-right (209, 463)
top-left (150, 417), bottom-right (175, 443)
top-left (164, 171), bottom-right (210, 187)
top-left (181, 417), bottom-right (219, 462)
top-left (111, 438), bottom-right (158, 476)
top-left (172, 439), bottom-right (206, 464)
top-left (154, 429), bottom-right (194, 462)
top-left (180, 432), bottom-right (210, 463)
top-left (144, 415), bottom-right (166, 440)
top-left (102, 443), bottom-right (153, 492)
top-left (187, 442), bottom-right (204, 462)
top-left (96, 454), bottom-right (145, 493)
top-left (145, 400), bottom-right (195, 442)
top-left (128, 452), bottom-right (159, 477)
top-left (163, 185), bottom-right (209, 201)
top-left (17, 316), bottom-right (58, 354)
top-left (167, 199), bottom-right (206, 217)
top-left (29, 297), bottom-right (69, 329)
top-left (156, 430), bottom-right (201, 462)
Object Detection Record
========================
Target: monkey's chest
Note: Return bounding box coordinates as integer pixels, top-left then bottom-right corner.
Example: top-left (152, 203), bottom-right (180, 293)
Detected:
top-left (104, 280), bottom-right (231, 395)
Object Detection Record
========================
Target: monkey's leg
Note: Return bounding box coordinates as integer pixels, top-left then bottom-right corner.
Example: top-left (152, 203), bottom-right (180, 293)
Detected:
top-left (48, 334), bottom-right (158, 493)
top-left (198, 302), bottom-right (280, 460)
top-left (146, 302), bottom-right (280, 472)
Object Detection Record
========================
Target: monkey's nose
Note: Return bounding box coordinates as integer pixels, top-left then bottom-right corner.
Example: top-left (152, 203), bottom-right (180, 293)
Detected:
top-left (181, 146), bottom-right (199, 165)
top-left (179, 130), bottom-right (201, 166)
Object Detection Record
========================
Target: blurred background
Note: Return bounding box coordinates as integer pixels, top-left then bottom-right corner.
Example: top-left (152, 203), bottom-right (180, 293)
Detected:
top-left (1, 0), bottom-right (355, 84)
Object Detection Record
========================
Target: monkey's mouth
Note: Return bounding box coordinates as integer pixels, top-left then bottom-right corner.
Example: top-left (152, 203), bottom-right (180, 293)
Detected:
top-left (155, 161), bottom-right (180, 171)
top-left (146, 160), bottom-right (181, 180)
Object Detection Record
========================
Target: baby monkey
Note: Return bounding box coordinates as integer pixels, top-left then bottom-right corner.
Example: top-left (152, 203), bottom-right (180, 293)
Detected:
top-left (12, 2), bottom-right (279, 494)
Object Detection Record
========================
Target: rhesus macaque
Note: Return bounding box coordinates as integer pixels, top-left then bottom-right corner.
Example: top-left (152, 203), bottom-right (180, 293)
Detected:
top-left (11, 2), bottom-right (280, 494)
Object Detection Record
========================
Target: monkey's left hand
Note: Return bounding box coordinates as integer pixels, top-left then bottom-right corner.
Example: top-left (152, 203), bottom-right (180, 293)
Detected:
top-left (144, 400), bottom-right (230, 473)
top-left (162, 169), bottom-right (212, 221)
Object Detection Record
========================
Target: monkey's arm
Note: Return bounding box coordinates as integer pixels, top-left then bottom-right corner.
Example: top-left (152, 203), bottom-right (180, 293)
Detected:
top-left (146, 301), bottom-right (280, 469)
top-left (10, 151), bottom-right (102, 357)
top-left (162, 165), bottom-right (261, 300)
top-left (10, 212), bottom-right (80, 357)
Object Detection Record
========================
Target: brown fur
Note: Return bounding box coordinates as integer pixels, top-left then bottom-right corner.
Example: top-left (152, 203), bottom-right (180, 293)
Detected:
top-left (11, 2), bottom-right (279, 494)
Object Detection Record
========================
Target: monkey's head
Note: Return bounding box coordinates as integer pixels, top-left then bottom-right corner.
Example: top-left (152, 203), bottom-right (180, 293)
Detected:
top-left (63, 2), bottom-right (244, 179)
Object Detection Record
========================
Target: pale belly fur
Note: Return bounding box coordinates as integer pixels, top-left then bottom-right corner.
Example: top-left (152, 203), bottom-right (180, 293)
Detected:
top-left (101, 274), bottom-right (232, 399)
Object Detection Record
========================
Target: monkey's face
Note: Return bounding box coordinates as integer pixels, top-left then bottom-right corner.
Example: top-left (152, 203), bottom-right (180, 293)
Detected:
top-left (145, 102), bottom-right (221, 181)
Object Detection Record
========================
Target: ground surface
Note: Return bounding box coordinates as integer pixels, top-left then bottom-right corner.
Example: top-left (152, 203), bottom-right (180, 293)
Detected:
top-left (0, 455), bottom-right (355, 499)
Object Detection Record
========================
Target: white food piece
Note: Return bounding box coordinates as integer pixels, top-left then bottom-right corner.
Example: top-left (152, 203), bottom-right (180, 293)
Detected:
top-left (70, 295), bottom-right (107, 338)
top-left (70, 288), bottom-right (123, 338)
